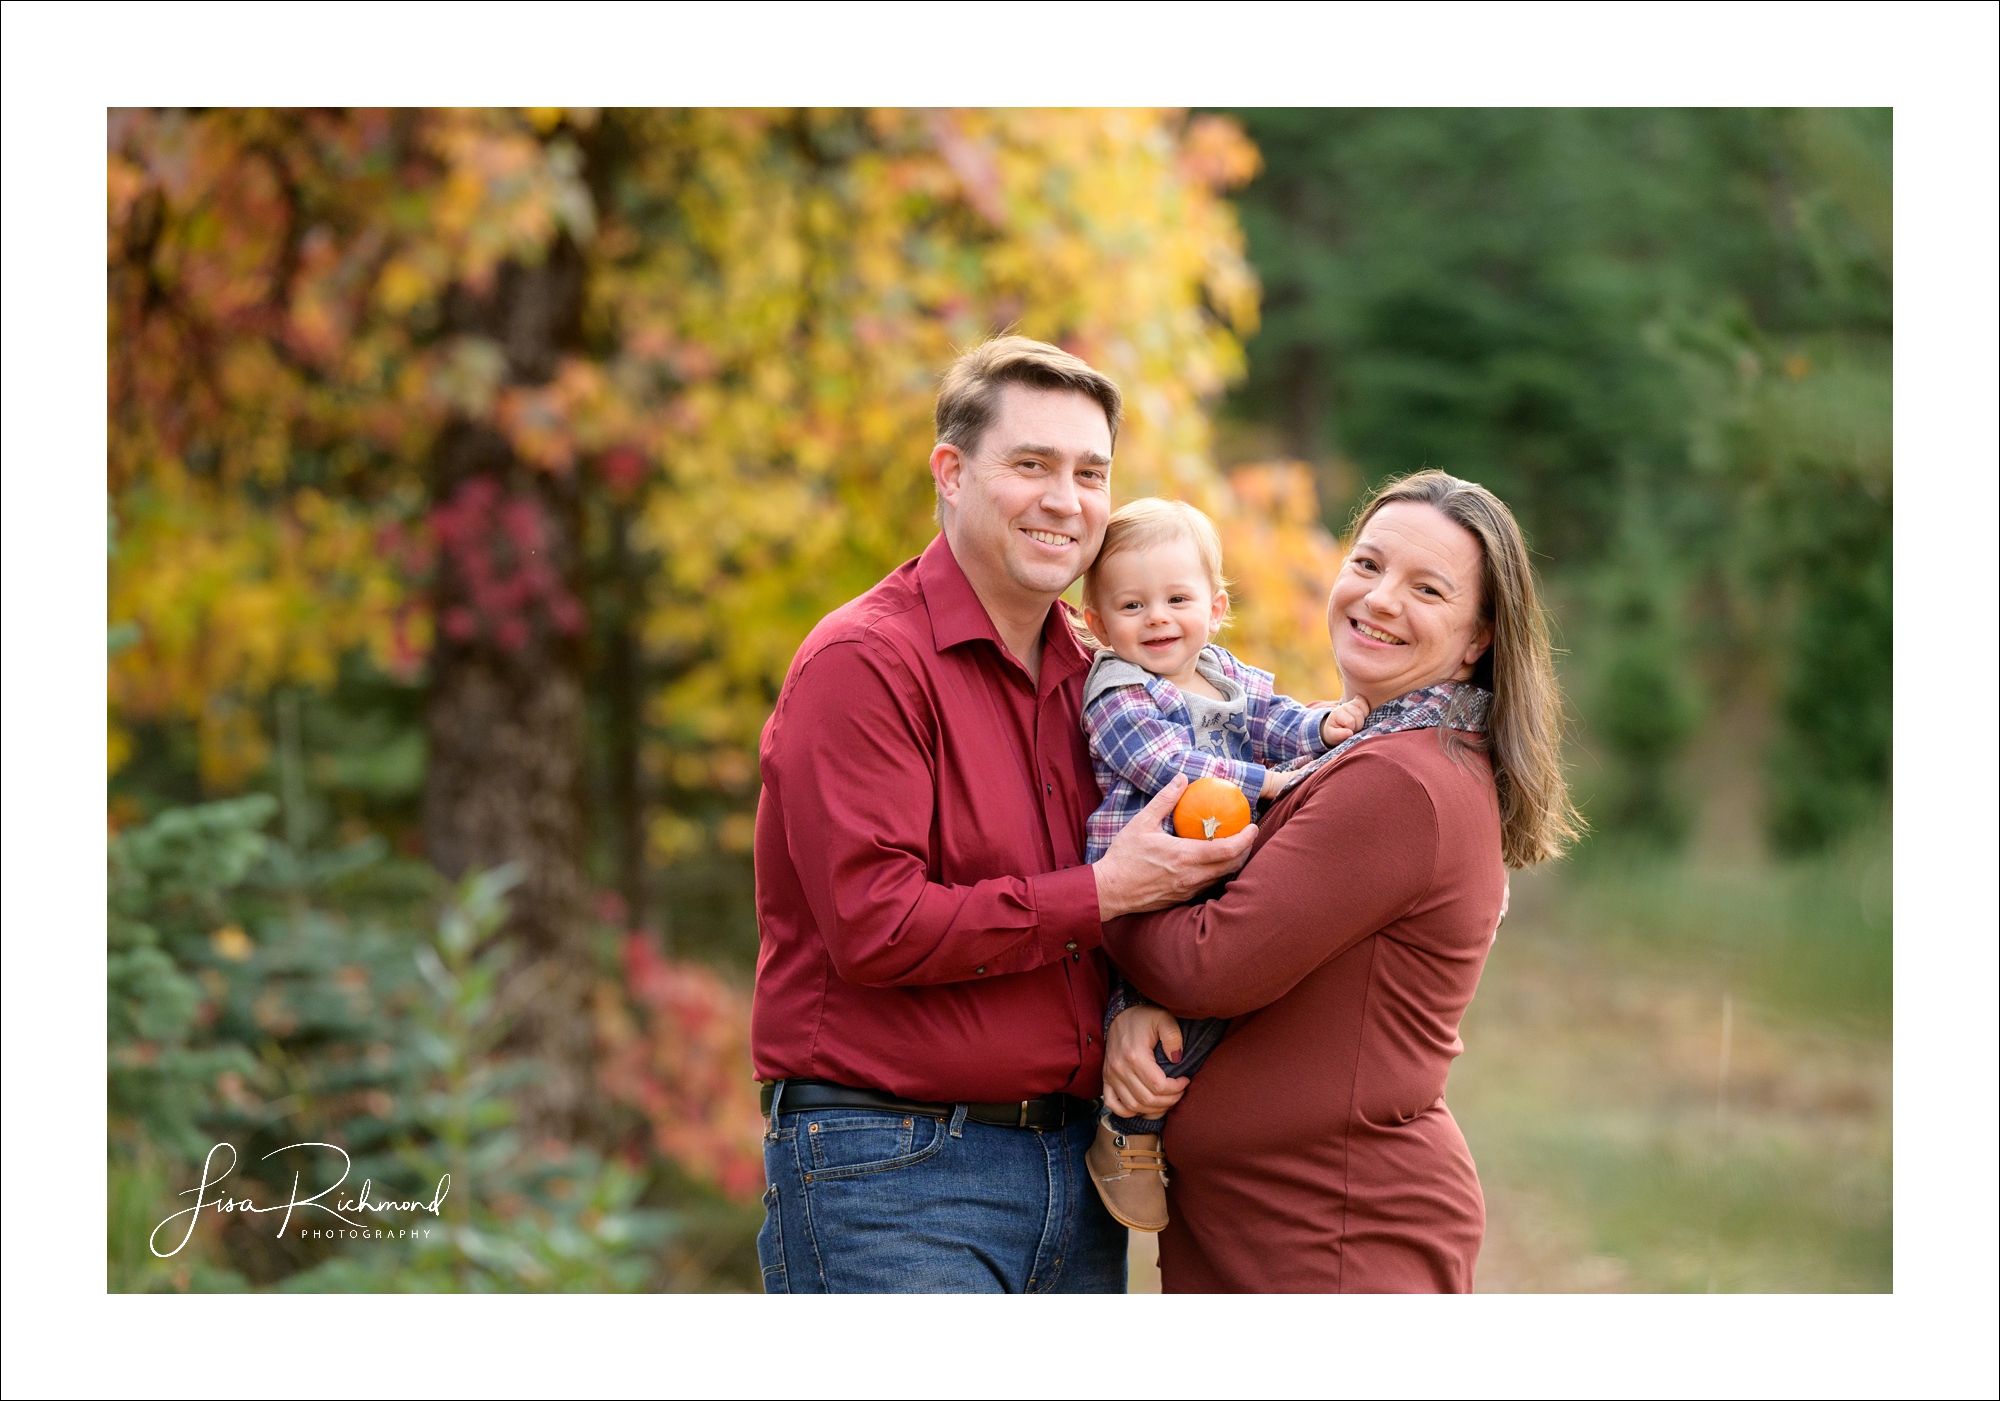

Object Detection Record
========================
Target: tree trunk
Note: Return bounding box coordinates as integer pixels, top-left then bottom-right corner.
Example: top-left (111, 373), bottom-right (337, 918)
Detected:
top-left (1284, 344), bottom-right (1323, 462)
top-left (424, 246), bottom-right (600, 1143)
top-left (603, 496), bottom-right (650, 937)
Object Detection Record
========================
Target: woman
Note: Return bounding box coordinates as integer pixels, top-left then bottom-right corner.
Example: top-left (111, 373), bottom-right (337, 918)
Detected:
top-left (1101, 470), bottom-right (1579, 1293)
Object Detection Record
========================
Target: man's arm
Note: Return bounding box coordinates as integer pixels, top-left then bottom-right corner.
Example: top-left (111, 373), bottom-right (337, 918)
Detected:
top-left (777, 640), bottom-right (1253, 984)
top-left (773, 639), bottom-right (1102, 988)
top-left (1093, 776), bottom-right (1254, 920)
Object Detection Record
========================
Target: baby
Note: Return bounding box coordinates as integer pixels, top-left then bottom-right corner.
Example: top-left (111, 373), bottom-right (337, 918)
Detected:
top-left (1078, 497), bottom-right (1368, 1232)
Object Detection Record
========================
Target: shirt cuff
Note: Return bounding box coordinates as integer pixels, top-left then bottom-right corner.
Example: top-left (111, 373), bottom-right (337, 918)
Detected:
top-left (1237, 764), bottom-right (1268, 806)
top-left (1030, 864), bottom-right (1105, 962)
top-left (1103, 968), bottom-right (1153, 1033)
top-left (1302, 707), bottom-right (1333, 754)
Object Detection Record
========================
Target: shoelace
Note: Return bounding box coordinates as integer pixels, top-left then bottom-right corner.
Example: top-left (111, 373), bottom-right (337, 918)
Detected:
top-left (1101, 1134), bottom-right (1169, 1183)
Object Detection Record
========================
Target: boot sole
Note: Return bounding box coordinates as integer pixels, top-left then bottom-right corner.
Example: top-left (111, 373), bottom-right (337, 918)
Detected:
top-left (1095, 1195), bottom-right (1168, 1233)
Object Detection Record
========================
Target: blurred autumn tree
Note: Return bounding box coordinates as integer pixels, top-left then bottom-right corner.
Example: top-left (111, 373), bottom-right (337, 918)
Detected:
top-left (108, 107), bottom-right (1341, 1143)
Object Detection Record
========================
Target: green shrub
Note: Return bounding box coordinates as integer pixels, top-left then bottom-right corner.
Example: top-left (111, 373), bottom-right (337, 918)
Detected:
top-left (108, 802), bottom-right (688, 1292)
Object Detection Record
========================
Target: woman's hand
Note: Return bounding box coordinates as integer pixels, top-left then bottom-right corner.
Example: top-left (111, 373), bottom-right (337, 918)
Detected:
top-left (1318, 696), bottom-right (1371, 748)
top-left (1101, 1004), bottom-right (1189, 1120)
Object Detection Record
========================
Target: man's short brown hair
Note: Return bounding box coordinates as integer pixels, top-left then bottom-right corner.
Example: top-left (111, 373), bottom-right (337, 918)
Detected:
top-left (934, 335), bottom-right (1123, 459)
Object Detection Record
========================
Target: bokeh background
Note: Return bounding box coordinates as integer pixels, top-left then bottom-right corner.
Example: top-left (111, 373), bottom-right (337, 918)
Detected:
top-left (106, 107), bottom-right (1889, 1293)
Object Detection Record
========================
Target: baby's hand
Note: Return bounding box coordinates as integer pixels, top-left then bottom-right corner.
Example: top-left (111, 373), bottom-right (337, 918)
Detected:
top-left (1319, 697), bottom-right (1371, 747)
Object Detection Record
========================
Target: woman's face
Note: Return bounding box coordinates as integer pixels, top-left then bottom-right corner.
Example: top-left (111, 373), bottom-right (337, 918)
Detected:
top-left (1327, 501), bottom-right (1493, 709)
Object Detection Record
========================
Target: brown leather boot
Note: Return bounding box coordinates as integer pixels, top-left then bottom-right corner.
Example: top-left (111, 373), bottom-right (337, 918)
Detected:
top-left (1086, 1116), bottom-right (1169, 1232)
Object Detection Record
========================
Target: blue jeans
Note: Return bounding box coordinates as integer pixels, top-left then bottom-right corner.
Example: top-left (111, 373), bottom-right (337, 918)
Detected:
top-left (756, 1100), bottom-right (1127, 1293)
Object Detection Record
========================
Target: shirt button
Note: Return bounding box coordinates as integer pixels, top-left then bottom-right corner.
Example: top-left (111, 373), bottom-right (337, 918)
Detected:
top-left (1064, 942), bottom-right (1077, 951)
top-left (976, 966), bottom-right (987, 975)
top-left (1045, 782), bottom-right (1053, 794)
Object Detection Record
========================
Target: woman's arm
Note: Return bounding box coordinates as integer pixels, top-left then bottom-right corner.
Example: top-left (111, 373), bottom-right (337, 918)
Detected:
top-left (1101, 1004), bottom-right (1188, 1120)
top-left (1102, 749), bottom-right (1439, 1019)
top-left (1102, 966), bottom-right (1151, 1026)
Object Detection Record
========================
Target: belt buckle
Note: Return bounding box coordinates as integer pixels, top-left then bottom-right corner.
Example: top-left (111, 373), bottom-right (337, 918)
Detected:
top-left (1018, 1099), bottom-right (1030, 1129)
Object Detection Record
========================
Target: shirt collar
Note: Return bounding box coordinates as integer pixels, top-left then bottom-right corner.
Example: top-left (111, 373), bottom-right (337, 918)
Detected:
top-left (917, 532), bottom-right (1091, 690)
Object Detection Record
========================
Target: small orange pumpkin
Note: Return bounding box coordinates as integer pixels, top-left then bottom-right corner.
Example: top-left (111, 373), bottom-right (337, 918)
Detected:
top-left (1173, 776), bottom-right (1252, 841)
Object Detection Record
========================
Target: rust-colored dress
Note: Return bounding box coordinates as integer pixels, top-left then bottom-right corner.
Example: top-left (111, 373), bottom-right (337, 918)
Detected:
top-left (1104, 727), bottom-right (1506, 1292)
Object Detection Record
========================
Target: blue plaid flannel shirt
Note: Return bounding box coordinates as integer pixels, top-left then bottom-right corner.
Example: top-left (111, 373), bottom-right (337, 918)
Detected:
top-left (1082, 644), bottom-right (1332, 862)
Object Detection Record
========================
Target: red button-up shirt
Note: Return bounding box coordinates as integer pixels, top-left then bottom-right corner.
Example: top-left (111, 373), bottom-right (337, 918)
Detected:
top-left (751, 532), bottom-right (1107, 1103)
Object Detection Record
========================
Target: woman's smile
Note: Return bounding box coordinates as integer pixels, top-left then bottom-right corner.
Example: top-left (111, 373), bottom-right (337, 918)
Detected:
top-left (1327, 501), bottom-right (1492, 712)
top-left (1348, 618), bottom-right (1408, 646)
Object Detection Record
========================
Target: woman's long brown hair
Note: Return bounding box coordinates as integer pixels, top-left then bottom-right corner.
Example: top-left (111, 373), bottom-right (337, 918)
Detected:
top-left (1347, 470), bottom-right (1583, 868)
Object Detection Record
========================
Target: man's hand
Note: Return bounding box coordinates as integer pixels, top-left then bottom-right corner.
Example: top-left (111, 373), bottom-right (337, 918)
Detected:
top-left (1102, 1004), bottom-right (1189, 1120)
top-left (1094, 775), bottom-right (1256, 921)
top-left (1319, 696), bottom-right (1371, 748)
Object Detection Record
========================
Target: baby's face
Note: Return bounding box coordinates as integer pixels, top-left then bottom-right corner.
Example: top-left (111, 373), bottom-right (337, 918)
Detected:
top-left (1085, 537), bottom-right (1227, 679)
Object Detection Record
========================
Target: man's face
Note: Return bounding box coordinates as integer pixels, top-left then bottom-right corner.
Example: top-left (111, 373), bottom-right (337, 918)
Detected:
top-left (931, 384), bottom-right (1114, 606)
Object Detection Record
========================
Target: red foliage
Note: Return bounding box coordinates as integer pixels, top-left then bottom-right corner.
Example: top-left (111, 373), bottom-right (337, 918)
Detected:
top-left (598, 934), bottom-right (766, 1201)
top-left (596, 445), bottom-right (646, 500)
top-left (427, 475), bottom-right (587, 652)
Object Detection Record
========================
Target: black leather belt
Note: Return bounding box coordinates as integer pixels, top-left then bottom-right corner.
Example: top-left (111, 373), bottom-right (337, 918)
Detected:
top-left (759, 1078), bottom-right (1097, 1130)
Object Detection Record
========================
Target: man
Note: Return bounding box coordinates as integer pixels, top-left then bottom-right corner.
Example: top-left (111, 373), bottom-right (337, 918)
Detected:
top-left (751, 336), bottom-right (1254, 1293)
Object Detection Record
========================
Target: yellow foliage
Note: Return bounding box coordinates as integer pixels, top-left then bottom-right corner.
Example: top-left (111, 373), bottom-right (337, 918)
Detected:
top-left (605, 108), bottom-right (1284, 763)
top-left (108, 108), bottom-right (589, 785)
top-left (209, 924), bottom-right (254, 962)
top-left (109, 484), bottom-right (416, 785)
top-left (108, 108), bottom-right (1350, 814)
top-left (1217, 464), bottom-right (1347, 704)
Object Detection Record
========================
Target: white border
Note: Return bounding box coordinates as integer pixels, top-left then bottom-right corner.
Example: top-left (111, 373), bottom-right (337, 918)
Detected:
top-left (5, 2), bottom-right (1994, 1397)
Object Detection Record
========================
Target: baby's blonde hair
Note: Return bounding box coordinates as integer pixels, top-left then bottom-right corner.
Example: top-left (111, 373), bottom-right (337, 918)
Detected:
top-left (1081, 498), bottom-right (1229, 618)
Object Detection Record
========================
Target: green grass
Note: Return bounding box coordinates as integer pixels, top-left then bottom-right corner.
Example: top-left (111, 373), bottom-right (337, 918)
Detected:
top-left (1557, 823), bottom-right (1891, 1031)
top-left (1451, 825), bottom-right (1891, 1292)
